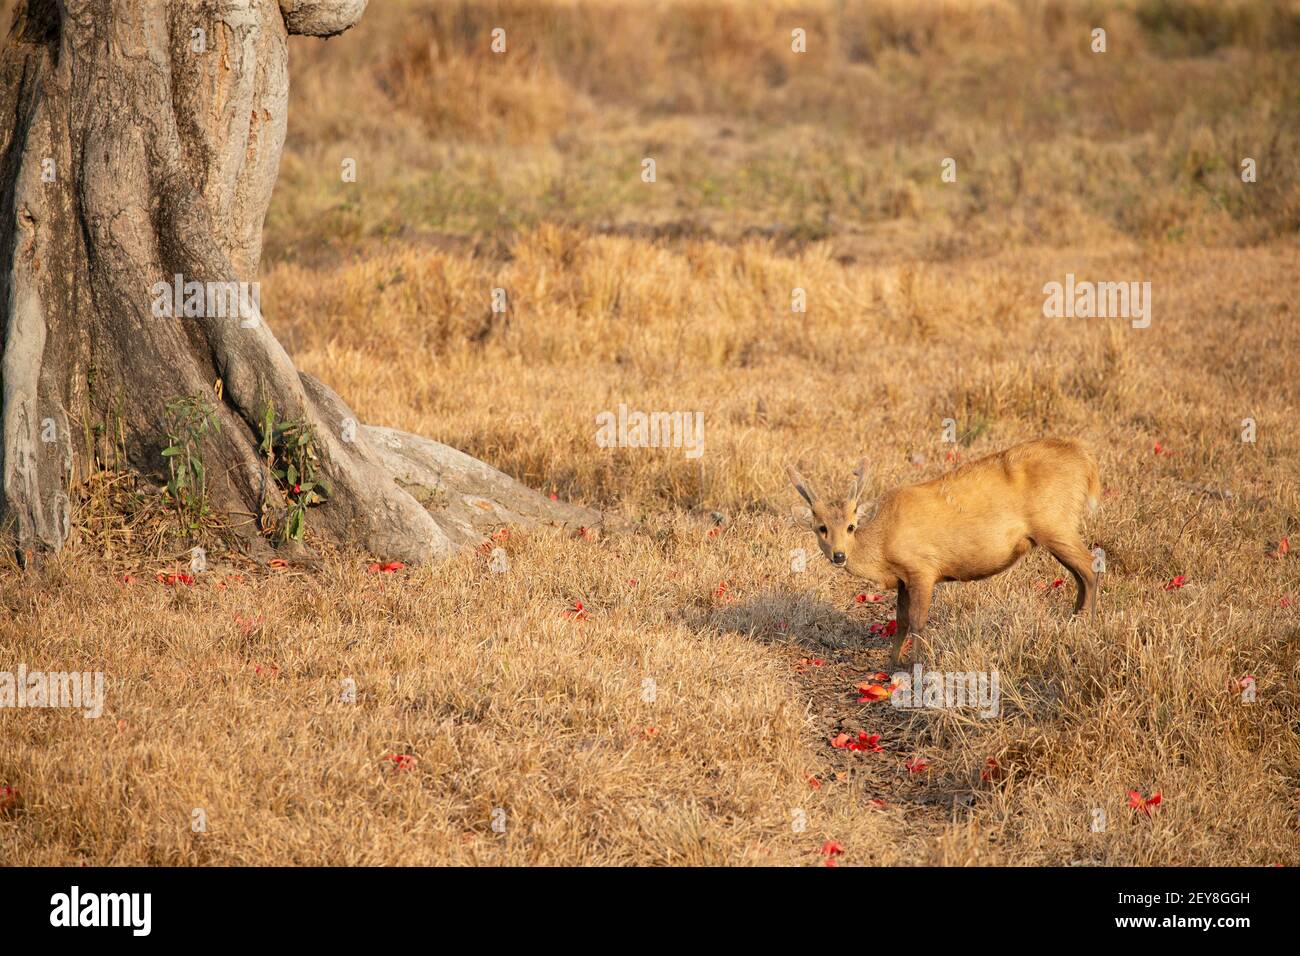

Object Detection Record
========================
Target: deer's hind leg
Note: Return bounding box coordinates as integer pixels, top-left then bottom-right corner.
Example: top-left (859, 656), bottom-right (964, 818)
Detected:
top-left (1044, 537), bottom-right (1097, 615)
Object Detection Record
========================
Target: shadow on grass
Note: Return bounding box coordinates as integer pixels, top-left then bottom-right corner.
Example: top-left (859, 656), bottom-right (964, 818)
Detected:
top-left (673, 586), bottom-right (899, 656)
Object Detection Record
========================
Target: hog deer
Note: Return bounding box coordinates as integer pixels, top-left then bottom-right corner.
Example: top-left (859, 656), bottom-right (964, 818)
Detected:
top-left (788, 438), bottom-right (1101, 666)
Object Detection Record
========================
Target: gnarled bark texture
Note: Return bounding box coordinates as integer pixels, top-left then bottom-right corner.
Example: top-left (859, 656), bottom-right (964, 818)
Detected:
top-left (0, 0), bottom-right (597, 564)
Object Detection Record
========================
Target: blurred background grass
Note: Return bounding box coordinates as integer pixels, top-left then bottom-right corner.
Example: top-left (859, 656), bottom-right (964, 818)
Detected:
top-left (267, 0), bottom-right (1300, 265)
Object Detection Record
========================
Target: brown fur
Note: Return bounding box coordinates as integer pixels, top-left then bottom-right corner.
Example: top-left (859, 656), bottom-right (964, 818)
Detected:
top-left (789, 438), bottom-right (1101, 666)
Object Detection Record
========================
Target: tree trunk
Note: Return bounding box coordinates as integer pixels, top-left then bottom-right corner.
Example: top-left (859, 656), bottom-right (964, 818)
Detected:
top-left (0, 0), bottom-right (597, 565)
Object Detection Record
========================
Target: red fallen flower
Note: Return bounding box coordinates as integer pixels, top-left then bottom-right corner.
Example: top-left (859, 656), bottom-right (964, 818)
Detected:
top-left (1153, 441), bottom-right (1172, 456)
top-left (906, 757), bottom-right (930, 774)
top-left (869, 619), bottom-right (899, 637)
top-left (642, 726), bottom-right (659, 739)
top-left (707, 526), bottom-right (722, 538)
top-left (252, 662), bottom-right (281, 679)
top-left (848, 733), bottom-right (883, 753)
top-left (806, 775), bottom-right (822, 790)
top-left (576, 526), bottom-right (598, 541)
top-left (120, 574), bottom-right (142, 585)
top-left (268, 558), bottom-right (289, 569)
top-left (385, 754), bottom-right (417, 773)
top-left (872, 672), bottom-right (889, 681)
top-left (492, 529), bottom-right (510, 542)
top-left (1164, 575), bottom-right (1187, 590)
top-left (549, 489), bottom-right (559, 501)
top-left (980, 757), bottom-right (1001, 782)
top-left (799, 657), bottom-right (825, 668)
top-left (1281, 597), bottom-right (1293, 608)
top-left (945, 450), bottom-right (962, 464)
top-left (854, 593), bottom-right (882, 604)
top-left (563, 601), bottom-right (589, 621)
top-left (156, 572), bottom-right (195, 586)
top-left (821, 840), bottom-right (845, 857)
top-left (833, 731), bottom-right (883, 752)
top-left (367, 561), bottom-right (405, 574)
top-left (1127, 790), bottom-right (1162, 816)
top-left (857, 683), bottom-right (895, 703)
top-left (869, 798), bottom-right (887, 808)
top-left (824, 858), bottom-right (838, 868)
top-left (715, 581), bottom-right (729, 598)
top-left (1271, 537), bottom-right (1290, 558)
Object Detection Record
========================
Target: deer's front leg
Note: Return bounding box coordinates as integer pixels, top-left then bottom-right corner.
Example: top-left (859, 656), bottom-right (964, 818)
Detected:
top-left (890, 581), bottom-right (910, 666)
top-left (892, 574), bottom-right (934, 667)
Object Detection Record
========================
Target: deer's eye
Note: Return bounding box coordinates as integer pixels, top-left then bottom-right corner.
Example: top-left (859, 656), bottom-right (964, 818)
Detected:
top-left (847, 525), bottom-right (856, 533)
top-left (817, 526), bottom-right (827, 535)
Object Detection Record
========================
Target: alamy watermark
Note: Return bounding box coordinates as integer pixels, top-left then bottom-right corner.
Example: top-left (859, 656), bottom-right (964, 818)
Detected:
top-left (595, 404), bottom-right (704, 459)
top-left (891, 665), bottom-right (1000, 718)
top-left (1, 664), bottom-right (104, 718)
top-left (150, 274), bottom-right (261, 327)
top-left (1043, 273), bottom-right (1150, 329)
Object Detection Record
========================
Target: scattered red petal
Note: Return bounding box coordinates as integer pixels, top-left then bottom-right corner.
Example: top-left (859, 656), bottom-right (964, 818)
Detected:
top-left (980, 757), bottom-right (1002, 782)
top-left (1164, 575), bottom-right (1187, 590)
top-left (869, 798), bottom-right (887, 808)
top-left (385, 754), bottom-right (417, 773)
top-left (806, 775), bottom-right (822, 790)
top-left (155, 572), bottom-right (195, 586)
top-left (906, 757), bottom-right (930, 774)
top-left (1127, 790), bottom-right (1162, 816)
top-left (854, 592), bottom-right (882, 604)
top-left (1271, 537), bottom-right (1290, 558)
top-left (821, 840), bottom-right (845, 857)
top-left (847, 733), bottom-right (884, 753)
top-left (830, 733), bottom-right (852, 749)
top-left (563, 601), bottom-right (589, 621)
top-left (857, 683), bottom-right (894, 703)
top-left (367, 561), bottom-right (405, 574)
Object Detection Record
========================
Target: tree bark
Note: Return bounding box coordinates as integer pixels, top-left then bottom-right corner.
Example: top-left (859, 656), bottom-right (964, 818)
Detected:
top-left (0, 0), bottom-right (597, 564)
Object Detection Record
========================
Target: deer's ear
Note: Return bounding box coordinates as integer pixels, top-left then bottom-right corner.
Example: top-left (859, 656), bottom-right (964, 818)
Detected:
top-left (855, 499), bottom-right (875, 522)
top-left (791, 503), bottom-right (814, 527)
top-left (786, 465), bottom-right (817, 506)
top-left (849, 457), bottom-right (870, 503)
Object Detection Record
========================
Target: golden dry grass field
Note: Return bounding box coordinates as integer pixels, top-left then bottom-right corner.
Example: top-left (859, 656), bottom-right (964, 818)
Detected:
top-left (2, 0), bottom-right (1299, 865)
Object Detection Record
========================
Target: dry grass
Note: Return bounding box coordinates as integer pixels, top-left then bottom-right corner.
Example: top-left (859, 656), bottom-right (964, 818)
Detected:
top-left (2, 0), bottom-right (1299, 865)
